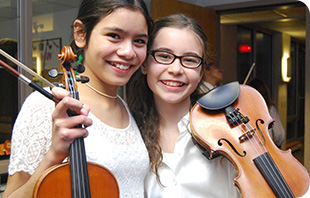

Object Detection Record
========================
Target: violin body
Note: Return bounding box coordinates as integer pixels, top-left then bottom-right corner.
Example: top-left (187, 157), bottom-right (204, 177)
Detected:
top-left (33, 162), bottom-right (119, 197)
top-left (190, 83), bottom-right (309, 198)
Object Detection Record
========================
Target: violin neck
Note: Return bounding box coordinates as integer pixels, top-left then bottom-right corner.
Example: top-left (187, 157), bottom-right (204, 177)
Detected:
top-left (56, 47), bottom-right (92, 197)
top-left (70, 136), bottom-right (91, 198)
top-left (253, 152), bottom-right (295, 198)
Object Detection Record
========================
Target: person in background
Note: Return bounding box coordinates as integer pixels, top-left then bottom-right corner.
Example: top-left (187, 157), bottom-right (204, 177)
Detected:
top-left (0, 38), bottom-right (18, 68)
top-left (0, 38), bottom-right (18, 124)
top-left (247, 78), bottom-right (285, 147)
top-left (200, 61), bottom-right (223, 93)
top-left (0, 38), bottom-right (18, 189)
top-left (129, 14), bottom-right (239, 198)
top-left (3, 0), bottom-right (153, 197)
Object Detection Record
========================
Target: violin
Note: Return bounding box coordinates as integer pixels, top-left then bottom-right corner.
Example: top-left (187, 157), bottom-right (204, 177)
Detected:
top-left (0, 46), bottom-right (119, 197)
top-left (190, 81), bottom-right (309, 198)
top-left (30, 46), bottom-right (119, 197)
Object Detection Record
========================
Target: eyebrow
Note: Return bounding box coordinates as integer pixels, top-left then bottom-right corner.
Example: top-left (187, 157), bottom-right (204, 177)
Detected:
top-left (154, 48), bottom-right (202, 57)
top-left (103, 27), bottom-right (148, 38)
top-left (153, 48), bottom-right (172, 53)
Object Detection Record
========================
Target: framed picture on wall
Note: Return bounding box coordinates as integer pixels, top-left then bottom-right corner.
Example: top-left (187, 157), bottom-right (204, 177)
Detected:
top-left (32, 38), bottom-right (62, 79)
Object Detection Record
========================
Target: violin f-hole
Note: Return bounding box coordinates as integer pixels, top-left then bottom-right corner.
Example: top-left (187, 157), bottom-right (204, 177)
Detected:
top-left (256, 118), bottom-right (267, 146)
top-left (218, 138), bottom-right (246, 157)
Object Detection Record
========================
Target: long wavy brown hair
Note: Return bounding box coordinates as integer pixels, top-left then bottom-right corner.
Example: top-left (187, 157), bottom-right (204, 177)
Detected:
top-left (128, 14), bottom-right (208, 181)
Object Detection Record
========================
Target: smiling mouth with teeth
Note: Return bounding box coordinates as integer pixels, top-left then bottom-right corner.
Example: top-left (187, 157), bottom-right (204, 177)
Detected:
top-left (111, 62), bottom-right (131, 70)
top-left (162, 81), bottom-right (184, 87)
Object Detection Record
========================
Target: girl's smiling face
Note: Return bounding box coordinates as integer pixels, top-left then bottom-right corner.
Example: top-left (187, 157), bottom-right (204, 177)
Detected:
top-left (76, 7), bottom-right (148, 89)
top-left (144, 27), bottom-right (203, 105)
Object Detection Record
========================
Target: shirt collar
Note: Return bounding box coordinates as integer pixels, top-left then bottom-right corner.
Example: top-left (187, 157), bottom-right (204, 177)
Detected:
top-left (177, 112), bottom-right (190, 136)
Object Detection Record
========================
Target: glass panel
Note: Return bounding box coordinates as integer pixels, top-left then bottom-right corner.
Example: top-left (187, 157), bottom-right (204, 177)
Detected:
top-left (0, 0), bottom-right (18, 184)
top-left (287, 42), bottom-right (297, 117)
top-left (297, 44), bottom-right (305, 138)
top-left (287, 41), bottom-right (305, 141)
top-left (286, 121), bottom-right (295, 140)
top-left (32, 0), bottom-right (81, 85)
top-left (237, 26), bottom-right (253, 83)
top-left (237, 27), bottom-right (273, 94)
top-left (0, 0), bottom-right (18, 159)
top-left (255, 31), bottom-right (272, 93)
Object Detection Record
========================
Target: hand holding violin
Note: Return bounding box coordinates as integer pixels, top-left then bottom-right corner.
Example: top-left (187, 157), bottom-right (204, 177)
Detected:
top-left (32, 47), bottom-right (119, 198)
top-left (2, 46), bottom-right (119, 198)
top-left (48, 87), bottom-right (92, 165)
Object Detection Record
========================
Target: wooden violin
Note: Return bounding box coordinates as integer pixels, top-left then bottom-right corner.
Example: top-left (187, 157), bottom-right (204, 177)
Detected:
top-left (32, 46), bottom-right (119, 197)
top-left (190, 81), bottom-right (309, 198)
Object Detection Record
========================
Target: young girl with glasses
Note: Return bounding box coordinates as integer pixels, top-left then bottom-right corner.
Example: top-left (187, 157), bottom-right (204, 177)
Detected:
top-left (129, 14), bottom-right (240, 197)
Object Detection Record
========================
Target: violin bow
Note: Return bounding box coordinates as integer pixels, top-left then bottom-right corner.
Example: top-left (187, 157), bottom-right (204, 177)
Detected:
top-left (0, 49), bottom-right (55, 88)
top-left (0, 53), bottom-right (59, 103)
top-left (243, 63), bottom-right (255, 85)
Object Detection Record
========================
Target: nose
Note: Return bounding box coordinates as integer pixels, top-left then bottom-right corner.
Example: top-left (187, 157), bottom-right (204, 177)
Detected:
top-left (117, 41), bottom-right (136, 59)
top-left (167, 58), bottom-right (184, 75)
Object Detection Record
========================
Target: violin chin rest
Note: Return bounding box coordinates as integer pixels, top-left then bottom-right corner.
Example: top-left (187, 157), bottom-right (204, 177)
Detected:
top-left (197, 81), bottom-right (240, 110)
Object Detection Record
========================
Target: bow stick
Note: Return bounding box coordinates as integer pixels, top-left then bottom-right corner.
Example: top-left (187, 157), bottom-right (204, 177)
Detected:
top-left (243, 63), bottom-right (255, 85)
top-left (0, 49), bottom-right (54, 87)
top-left (0, 59), bottom-right (59, 103)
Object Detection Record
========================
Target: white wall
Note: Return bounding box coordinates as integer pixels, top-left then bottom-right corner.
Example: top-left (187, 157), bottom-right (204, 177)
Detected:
top-left (0, 7), bottom-right (79, 51)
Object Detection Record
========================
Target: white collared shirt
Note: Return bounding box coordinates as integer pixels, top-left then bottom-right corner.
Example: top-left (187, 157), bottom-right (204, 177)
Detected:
top-left (200, 81), bottom-right (215, 94)
top-left (144, 113), bottom-right (240, 198)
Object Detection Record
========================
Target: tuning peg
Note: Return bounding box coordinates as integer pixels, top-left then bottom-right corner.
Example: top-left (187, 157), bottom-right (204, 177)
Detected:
top-left (76, 75), bottom-right (89, 84)
top-left (52, 82), bottom-right (65, 89)
top-left (76, 64), bottom-right (85, 73)
top-left (48, 69), bottom-right (63, 78)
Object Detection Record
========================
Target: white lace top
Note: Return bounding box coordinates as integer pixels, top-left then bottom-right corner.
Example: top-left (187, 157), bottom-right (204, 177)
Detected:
top-left (8, 90), bottom-right (149, 198)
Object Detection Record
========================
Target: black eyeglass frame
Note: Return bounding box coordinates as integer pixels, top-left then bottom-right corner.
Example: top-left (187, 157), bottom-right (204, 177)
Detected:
top-left (148, 50), bottom-right (204, 69)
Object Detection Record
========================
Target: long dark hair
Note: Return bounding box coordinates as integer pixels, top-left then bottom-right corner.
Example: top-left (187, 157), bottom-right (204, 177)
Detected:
top-left (0, 38), bottom-right (17, 63)
top-left (128, 14), bottom-right (208, 180)
top-left (72, 0), bottom-right (153, 56)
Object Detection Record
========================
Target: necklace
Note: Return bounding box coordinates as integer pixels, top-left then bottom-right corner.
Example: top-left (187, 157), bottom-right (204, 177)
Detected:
top-left (85, 83), bottom-right (118, 99)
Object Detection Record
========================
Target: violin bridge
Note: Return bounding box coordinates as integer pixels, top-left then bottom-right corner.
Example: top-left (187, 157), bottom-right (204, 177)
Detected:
top-left (239, 128), bottom-right (256, 143)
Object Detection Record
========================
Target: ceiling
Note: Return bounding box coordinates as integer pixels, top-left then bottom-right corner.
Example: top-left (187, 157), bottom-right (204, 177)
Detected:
top-left (0, 0), bottom-right (307, 41)
top-left (179, 0), bottom-right (307, 41)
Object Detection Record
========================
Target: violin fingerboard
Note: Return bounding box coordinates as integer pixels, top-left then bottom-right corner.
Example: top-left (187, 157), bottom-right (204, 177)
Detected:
top-left (253, 152), bottom-right (295, 198)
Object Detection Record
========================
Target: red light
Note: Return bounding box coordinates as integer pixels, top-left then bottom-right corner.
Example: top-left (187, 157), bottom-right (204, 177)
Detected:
top-left (239, 44), bottom-right (251, 53)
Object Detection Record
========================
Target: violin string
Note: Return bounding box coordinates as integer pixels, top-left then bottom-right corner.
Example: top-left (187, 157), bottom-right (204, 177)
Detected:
top-left (78, 138), bottom-right (87, 197)
top-left (238, 121), bottom-right (290, 196)
top-left (229, 113), bottom-right (267, 156)
top-left (239, 122), bottom-right (272, 172)
top-left (248, 122), bottom-right (290, 196)
top-left (237, 123), bottom-right (282, 193)
top-left (0, 49), bottom-right (55, 87)
top-left (67, 69), bottom-right (91, 197)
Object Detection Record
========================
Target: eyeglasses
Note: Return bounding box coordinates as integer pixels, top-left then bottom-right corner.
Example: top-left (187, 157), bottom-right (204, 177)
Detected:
top-left (148, 50), bottom-right (203, 69)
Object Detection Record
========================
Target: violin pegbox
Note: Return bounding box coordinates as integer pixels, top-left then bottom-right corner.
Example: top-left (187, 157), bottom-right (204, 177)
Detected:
top-left (48, 46), bottom-right (89, 88)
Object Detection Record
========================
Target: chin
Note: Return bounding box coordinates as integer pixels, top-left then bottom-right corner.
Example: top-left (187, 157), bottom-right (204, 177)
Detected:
top-left (163, 97), bottom-right (188, 105)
